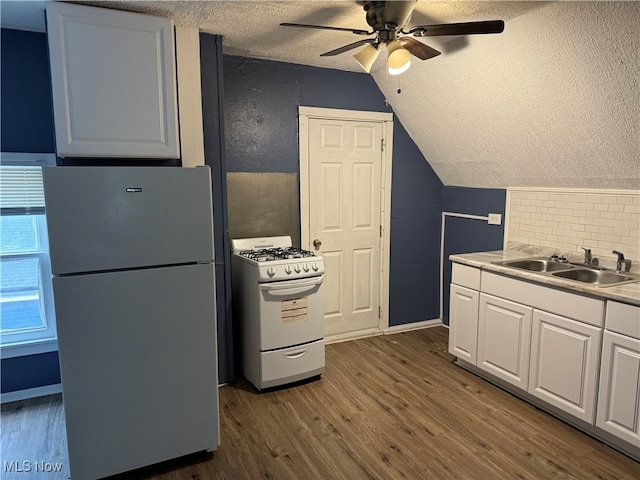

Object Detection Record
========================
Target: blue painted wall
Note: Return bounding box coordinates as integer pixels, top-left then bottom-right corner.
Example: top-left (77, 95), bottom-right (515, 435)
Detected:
top-left (200, 34), bottom-right (235, 384)
top-left (1, 352), bottom-right (61, 393)
top-left (389, 124), bottom-right (444, 325)
top-left (222, 56), bottom-right (444, 326)
top-left (442, 186), bottom-right (506, 325)
top-left (1, 29), bottom-right (55, 152)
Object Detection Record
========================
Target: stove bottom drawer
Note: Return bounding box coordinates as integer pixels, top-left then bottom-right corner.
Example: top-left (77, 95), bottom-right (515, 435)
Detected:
top-left (258, 340), bottom-right (325, 390)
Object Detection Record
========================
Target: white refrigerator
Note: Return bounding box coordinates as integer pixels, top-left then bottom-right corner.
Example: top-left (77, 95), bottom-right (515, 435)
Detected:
top-left (43, 166), bottom-right (219, 479)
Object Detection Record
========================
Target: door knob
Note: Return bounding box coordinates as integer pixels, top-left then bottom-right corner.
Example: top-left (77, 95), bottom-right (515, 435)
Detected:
top-left (313, 239), bottom-right (322, 249)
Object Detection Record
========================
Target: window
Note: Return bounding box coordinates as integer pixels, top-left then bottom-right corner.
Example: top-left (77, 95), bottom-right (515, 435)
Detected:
top-left (0, 153), bottom-right (57, 355)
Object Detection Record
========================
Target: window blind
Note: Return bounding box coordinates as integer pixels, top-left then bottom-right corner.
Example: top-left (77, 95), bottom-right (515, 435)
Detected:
top-left (0, 166), bottom-right (46, 212)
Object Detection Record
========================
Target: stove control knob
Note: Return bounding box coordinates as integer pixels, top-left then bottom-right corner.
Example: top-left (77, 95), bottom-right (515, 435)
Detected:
top-left (267, 267), bottom-right (276, 277)
top-left (285, 265), bottom-right (292, 274)
top-left (303, 263), bottom-right (310, 272)
top-left (294, 264), bottom-right (301, 273)
top-left (312, 262), bottom-right (319, 271)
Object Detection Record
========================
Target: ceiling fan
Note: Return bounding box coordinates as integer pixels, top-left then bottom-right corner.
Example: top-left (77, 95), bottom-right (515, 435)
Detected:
top-left (280, 1), bottom-right (504, 74)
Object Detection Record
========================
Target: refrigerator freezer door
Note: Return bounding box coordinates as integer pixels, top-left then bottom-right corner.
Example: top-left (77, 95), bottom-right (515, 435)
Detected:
top-left (43, 166), bottom-right (214, 275)
top-left (53, 264), bottom-right (219, 479)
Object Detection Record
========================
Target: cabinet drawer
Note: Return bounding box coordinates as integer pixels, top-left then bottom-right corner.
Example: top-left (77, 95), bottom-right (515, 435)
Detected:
top-left (452, 263), bottom-right (481, 290)
top-left (605, 302), bottom-right (640, 339)
top-left (481, 271), bottom-right (604, 327)
top-left (259, 340), bottom-right (325, 389)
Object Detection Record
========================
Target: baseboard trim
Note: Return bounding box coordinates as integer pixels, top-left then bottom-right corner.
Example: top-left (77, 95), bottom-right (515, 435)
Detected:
top-left (383, 318), bottom-right (442, 334)
top-left (1, 383), bottom-right (62, 404)
top-left (325, 327), bottom-right (383, 345)
top-left (326, 319), bottom-right (444, 345)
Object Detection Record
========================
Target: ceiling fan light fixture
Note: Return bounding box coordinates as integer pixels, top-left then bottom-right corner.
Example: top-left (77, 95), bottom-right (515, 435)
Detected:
top-left (353, 44), bottom-right (380, 73)
top-left (388, 61), bottom-right (411, 76)
top-left (386, 39), bottom-right (411, 75)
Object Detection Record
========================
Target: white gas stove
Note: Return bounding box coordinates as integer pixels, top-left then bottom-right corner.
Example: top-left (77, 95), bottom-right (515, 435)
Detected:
top-left (231, 236), bottom-right (324, 282)
top-left (230, 236), bottom-right (325, 390)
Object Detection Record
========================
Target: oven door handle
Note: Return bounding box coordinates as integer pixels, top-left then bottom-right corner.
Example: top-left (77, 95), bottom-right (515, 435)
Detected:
top-left (259, 275), bottom-right (323, 297)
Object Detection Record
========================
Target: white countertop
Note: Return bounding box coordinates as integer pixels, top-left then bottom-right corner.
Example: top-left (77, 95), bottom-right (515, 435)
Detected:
top-left (450, 250), bottom-right (640, 307)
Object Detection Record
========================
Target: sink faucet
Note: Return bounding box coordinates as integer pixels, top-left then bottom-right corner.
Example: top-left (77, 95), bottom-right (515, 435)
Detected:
top-left (582, 247), bottom-right (592, 265)
top-left (612, 250), bottom-right (632, 273)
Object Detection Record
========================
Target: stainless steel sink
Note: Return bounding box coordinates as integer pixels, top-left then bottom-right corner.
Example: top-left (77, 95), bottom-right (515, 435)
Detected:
top-left (551, 269), bottom-right (640, 287)
top-left (499, 258), bottom-right (575, 273)
top-left (492, 256), bottom-right (640, 288)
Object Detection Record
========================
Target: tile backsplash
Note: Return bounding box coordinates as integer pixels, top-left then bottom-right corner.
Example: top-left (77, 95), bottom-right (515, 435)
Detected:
top-left (506, 188), bottom-right (640, 268)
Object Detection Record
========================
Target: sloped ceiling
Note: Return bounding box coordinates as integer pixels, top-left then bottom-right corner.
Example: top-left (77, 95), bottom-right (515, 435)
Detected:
top-left (2, 1), bottom-right (638, 189)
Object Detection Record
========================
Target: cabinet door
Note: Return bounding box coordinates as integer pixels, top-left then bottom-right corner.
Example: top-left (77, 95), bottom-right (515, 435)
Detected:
top-left (46, 2), bottom-right (179, 158)
top-left (529, 310), bottom-right (602, 423)
top-left (449, 284), bottom-right (479, 364)
top-left (596, 330), bottom-right (640, 446)
top-left (478, 294), bottom-right (532, 390)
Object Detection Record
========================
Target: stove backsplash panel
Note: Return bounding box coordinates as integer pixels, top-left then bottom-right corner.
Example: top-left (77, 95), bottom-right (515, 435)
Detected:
top-left (227, 172), bottom-right (299, 247)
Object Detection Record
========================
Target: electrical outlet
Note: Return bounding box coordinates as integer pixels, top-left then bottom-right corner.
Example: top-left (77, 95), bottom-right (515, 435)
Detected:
top-left (488, 213), bottom-right (502, 225)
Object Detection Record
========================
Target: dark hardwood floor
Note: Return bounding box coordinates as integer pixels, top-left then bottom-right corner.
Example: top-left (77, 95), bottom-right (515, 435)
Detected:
top-left (2, 326), bottom-right (638, 479)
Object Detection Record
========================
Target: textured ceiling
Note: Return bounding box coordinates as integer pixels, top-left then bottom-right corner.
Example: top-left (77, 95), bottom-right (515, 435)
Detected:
top-left (2, 1), bottom-right (638, 189)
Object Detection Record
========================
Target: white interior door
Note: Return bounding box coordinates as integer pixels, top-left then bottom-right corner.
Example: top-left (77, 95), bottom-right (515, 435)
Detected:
top-left (300, 108), bottom-right (392, 340)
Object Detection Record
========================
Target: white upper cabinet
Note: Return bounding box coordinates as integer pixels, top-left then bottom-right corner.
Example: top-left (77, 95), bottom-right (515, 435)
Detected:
top-left (46, 2), bottom-right (179, 158)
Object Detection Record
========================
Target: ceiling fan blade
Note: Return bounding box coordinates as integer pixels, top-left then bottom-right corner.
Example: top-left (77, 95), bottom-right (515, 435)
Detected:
top-left (382, 1), bottom-right (417, 28)
top-left (320, 39), bottom-right (376, 57)
top-left (280, 23), bottom-right (371, 36)
top-left (409, 20), bottom-right (505, 37)
top-left (401, 37), bottom-right (441, 60)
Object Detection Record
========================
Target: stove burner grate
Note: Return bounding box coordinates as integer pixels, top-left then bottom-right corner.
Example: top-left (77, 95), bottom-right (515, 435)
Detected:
top-left (239, 247), bottom-right (316, 262)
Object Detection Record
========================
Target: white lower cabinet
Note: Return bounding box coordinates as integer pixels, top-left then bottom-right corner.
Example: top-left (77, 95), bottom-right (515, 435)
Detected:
top-left (528, 310), bottom-right (602, 424)
top-left (596, 331), bottom-right (640, 445)
top-left (448, 261), bottom-right (640, 458)
top-left (449, 284), bottom-right (479, 364)
top-left (478, 293), bottom-right (532, 390)
top-left (596, 301), bottom-right (640, 447)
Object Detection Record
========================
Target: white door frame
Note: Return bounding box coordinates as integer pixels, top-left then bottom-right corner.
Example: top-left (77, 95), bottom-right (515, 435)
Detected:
top-left (299, 106), bottom-right (394, 336)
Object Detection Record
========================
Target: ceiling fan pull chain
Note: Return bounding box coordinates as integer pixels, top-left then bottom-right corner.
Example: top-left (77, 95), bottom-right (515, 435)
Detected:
top-left (383, 67), bottom-right (390, 106)
top-left (396, 73), bottom-right (402, 95)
